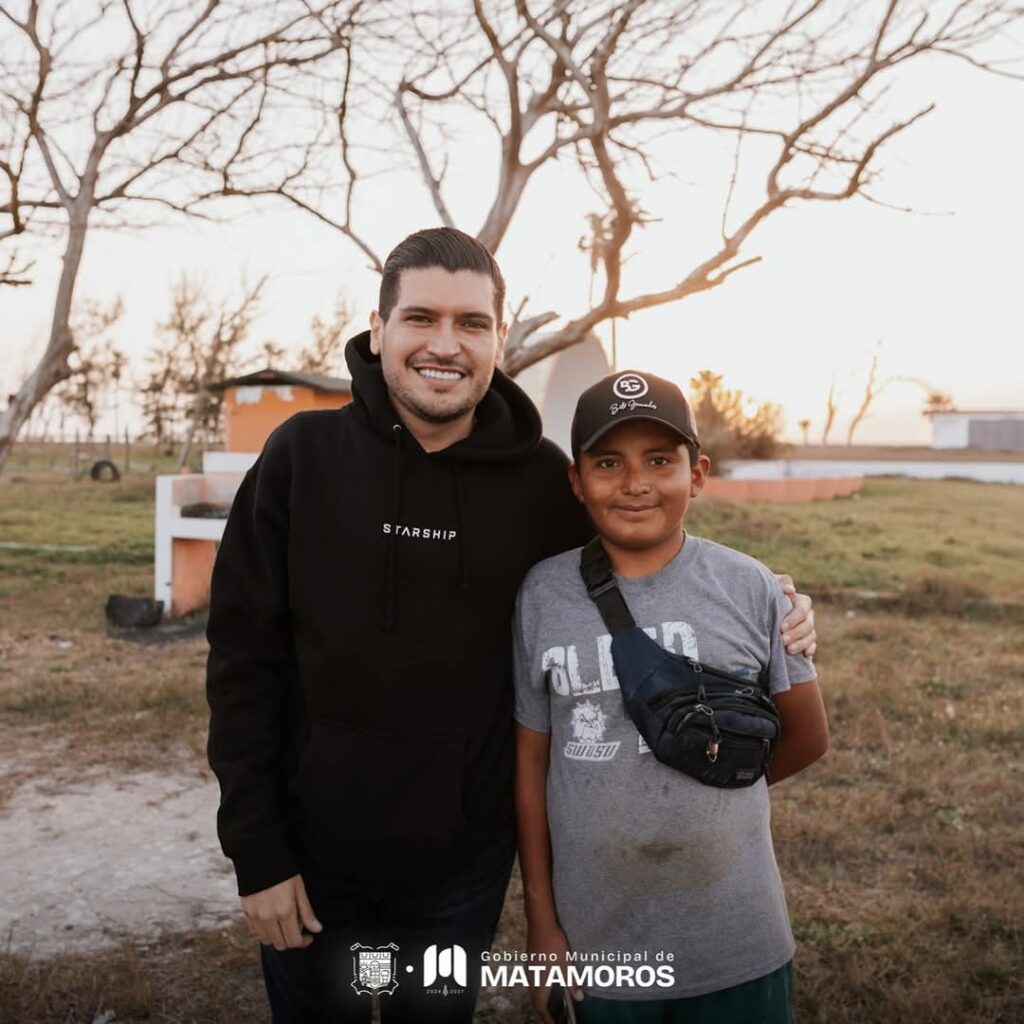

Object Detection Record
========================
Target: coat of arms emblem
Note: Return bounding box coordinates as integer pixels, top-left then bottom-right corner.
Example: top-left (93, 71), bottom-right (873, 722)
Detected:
top-left (350, 942), bottom-right (400, 996)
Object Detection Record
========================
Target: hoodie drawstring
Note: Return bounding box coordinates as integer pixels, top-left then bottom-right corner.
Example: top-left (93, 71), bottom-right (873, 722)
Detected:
top-left (385, 425), bottom-right (472, 627)
top-left (453, 464), bottom-right (470, 592)
top-left (384, 423), bottom-right (403, 630)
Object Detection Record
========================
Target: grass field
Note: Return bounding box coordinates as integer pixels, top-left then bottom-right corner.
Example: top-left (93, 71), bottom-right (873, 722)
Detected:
top-left (0, 473), bottom-right (1021, 1023)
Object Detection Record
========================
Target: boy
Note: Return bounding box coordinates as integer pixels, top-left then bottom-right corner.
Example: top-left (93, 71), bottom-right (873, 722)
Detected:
top-left (513, 370), bottom-right (829, 1023)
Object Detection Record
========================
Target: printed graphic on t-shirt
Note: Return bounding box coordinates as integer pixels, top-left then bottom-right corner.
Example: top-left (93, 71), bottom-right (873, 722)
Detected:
top-left (547, 620), bottom-right (699, 762)
top-left (542, 621), bottom-right (698, 697)
top-left (564, 698), bottom-right (621, 762)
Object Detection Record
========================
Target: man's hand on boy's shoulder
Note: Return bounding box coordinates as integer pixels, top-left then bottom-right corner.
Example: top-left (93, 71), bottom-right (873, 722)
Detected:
top-left (774, 574), bottom-right (817, 659)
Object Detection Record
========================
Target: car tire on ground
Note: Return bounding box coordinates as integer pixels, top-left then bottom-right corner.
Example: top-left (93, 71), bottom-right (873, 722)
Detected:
top-left (89, 459), bottom-right (121, 483)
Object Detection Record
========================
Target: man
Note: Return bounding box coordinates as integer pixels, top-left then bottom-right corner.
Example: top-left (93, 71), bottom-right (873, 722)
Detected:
top-left (205, 227), bottom-right (817, 1023)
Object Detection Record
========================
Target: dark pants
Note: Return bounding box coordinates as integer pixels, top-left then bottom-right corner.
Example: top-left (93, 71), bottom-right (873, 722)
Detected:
top-left (574, 961), bottom-right (795, 1024)
top-left (260, 837), bottom-right (515, 1023)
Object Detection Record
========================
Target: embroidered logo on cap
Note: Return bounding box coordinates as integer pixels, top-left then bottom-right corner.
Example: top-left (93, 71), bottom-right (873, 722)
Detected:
top-left (612, 373), bottom-right (649, 400)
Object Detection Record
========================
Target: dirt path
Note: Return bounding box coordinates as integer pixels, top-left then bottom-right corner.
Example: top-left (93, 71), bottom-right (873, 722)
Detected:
top-left (0, 766), bottom-right (239, 958)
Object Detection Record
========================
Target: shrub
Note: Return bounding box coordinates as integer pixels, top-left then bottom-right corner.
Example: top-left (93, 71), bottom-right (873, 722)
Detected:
top-left (901, 572), bottom-right (989, 616)
top-left (689, 370), bottom-right (783, 469)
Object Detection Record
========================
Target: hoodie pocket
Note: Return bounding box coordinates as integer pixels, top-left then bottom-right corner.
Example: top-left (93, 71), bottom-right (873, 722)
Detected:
top-left (289, 719), bottom-right (468, 875)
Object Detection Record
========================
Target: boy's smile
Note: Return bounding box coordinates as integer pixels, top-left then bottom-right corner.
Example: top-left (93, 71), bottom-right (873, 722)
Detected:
top-left (570, 419), bottom-right (711, 576)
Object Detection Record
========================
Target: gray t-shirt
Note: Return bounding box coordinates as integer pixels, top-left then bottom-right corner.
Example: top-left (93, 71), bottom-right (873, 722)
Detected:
top-left (513, 534), bottom-right (818, 1000)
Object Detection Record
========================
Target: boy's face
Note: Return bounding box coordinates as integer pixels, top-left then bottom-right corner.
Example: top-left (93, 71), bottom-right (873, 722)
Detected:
top-left (569, 420), bottom-right (711, 553)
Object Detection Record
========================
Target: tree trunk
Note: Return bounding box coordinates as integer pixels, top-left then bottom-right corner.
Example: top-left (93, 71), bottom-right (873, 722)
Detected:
top-left (0, 201), bottom-right (91, 474)
top-left (178, 328), bottom-right (228, 470)
top-left (177, 386), bottom-right (210, 472)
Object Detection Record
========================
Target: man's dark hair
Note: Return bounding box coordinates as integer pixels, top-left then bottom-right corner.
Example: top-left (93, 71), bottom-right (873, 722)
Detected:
top-left (378, 227), bottom-right (506, 323)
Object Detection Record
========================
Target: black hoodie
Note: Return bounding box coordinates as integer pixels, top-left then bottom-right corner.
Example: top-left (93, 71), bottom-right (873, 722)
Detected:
top-left (206, 332), bottom-right (592, 896)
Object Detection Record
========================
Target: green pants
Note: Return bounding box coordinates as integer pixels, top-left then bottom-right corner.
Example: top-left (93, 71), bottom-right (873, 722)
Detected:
top-left (574, 960), bottom-right (794, 1024)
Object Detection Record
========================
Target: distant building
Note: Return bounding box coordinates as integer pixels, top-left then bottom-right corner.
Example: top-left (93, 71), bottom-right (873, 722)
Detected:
top-left (208, 367), bottom-right (353, 460)
top-left (155, 367), bottom-right (352, 617)
top-left (927, 409), bottom-right (1024, 451)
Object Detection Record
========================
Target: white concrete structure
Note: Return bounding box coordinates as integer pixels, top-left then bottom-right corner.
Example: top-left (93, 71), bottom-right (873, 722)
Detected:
top-left (928, 410), bottom-right (1024, 450)
top-left (727, 459), bottom-right (1024, 486)
top-left (154, 471), bottom-right (245, 614)
top-left (514, 333), bottom-right (613, 454)
top-left (202, 450), bottom-right (259, 473)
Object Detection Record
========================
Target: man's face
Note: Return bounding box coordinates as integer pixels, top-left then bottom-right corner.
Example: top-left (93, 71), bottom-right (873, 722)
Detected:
top-left (369, 267), bottom-right (507, 430)
top-left (569, 420), bottom-right (710, 553)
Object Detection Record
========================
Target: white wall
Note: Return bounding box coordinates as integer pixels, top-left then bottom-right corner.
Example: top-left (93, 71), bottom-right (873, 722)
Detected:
top-left (931, 415), bottom-right (970, 448)
top-left (930, 411), bottom-right (1024, 449)
top-left (727, 459), bottom-right (1024, 485)
top-left (515, 334), bottom-right (612, 455)
top-left (203, 451), bottom-right (259, 473)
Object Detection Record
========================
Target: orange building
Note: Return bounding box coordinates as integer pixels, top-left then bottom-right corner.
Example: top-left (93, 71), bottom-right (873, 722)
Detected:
top-left (209, 368), bottom-right (353, 451)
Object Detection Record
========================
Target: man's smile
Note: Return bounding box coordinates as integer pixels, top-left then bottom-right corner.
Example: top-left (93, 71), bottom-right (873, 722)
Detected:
top-left (413, 364), bottom-right (469, 384)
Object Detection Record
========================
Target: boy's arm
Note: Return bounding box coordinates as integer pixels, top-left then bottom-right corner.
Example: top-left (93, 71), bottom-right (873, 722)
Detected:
top-left (767, 678), bottom-right (829, 785)
top-left (516, 723), bottom-right (576, 1023)
top-left (516, 723), bottom-right (559, 932)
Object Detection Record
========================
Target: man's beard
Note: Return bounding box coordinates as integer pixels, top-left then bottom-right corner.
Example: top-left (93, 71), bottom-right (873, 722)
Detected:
top-left (378, 330), bottom-right (495, 426)
top-left (390, 382), bottom-right (474, 424)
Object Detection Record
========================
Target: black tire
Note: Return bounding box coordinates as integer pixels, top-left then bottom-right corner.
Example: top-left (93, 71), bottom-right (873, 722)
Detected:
top-left (90, 459), bottom-right (121, 483)
top-left (105, 594), bottom-right (164, 628)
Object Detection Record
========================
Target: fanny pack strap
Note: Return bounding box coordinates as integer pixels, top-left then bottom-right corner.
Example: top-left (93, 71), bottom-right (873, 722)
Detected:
top-left (579, 536), bottom-right (770, 693)
top-left (580, 536), bottom-right (635, 633)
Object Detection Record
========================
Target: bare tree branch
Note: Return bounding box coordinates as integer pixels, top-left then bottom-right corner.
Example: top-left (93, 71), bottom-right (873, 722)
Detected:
top-left (0, 0), bottom-right (359, 472)
top-left (846, 338), bottom-right (890, 444)
top-left (396, 83), bottom-right (455, 227)
top-left (0, 248), bottom-right (34, 286)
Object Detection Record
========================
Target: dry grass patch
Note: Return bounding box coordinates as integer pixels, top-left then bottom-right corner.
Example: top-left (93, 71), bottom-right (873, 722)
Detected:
top-left (0, 921), bottom-right (266, 1024)
top-left (1, 475), bottom-right (1021, 1021)
top-left (777, 607), bottom-right (1023, 1023)
top-left (0, 630), bottom-right (209, 789)
top-left (688, 477), bottom-right (1024, 604)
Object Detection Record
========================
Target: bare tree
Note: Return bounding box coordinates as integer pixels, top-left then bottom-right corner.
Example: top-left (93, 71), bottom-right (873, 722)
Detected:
top-left (293, 1), bottom-right (1021, 375)
top-left (821, 374), bottom-right (839, 445)
top-left (249, 293), bottom-right (354, 375)
top-left (177, 277), bottom-right (267, 470)
top-left (0, 0), bottom-right (359, 472)
top-left (846, 338), bottom-right (889, 444)
top-left (295, 294), bottom-right (354, 376)
top-left (798, 418), bottom-right (811, 446)
top-left (138, 274), bottom-right (264, 464)
top-left (50, 297), bottom-right (126, 439)
top-left (4, 1), bottom-right (1018, 475)
top-left (898, 376), bottom-right (955, 414)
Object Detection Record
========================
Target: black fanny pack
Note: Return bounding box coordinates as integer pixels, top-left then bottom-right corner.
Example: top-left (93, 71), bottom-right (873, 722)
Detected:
top-left (580, 537), bottom-right (780, 789)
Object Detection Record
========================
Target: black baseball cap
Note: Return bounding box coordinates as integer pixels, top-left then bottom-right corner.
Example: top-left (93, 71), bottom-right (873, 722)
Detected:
top-left (571, 370), bottom-right (700, 459)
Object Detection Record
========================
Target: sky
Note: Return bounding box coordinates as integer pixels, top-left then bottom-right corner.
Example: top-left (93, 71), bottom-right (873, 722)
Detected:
top-left (2, 10), bottom-right (1022, 446)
